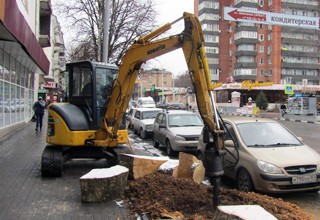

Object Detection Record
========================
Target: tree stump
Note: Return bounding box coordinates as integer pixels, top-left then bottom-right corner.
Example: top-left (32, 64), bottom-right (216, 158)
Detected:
top-left (80, 165), bottom-right (129, 203)
top-left (119, 154), bottom-right (168, 179)
top-left (177, 152), bottom-right (205, 183)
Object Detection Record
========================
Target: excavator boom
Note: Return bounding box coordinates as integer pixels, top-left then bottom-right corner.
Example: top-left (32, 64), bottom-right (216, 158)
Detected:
top-left (94, 13), bottom-right (224, 152)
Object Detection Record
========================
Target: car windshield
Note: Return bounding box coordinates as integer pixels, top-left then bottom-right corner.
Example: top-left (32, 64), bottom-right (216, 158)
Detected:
top-left (236, 122), bottom-right (301, 147)
top-left (168, 114), bottom-right (203, 127)
top-left (142, 100), bottom-right (154, 104)
top-left (141, 111), bottom-right (159, 119)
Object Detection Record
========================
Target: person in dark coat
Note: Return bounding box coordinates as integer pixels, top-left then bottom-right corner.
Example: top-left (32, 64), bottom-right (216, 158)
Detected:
top-left (33, 97), bottom-right (46, 132)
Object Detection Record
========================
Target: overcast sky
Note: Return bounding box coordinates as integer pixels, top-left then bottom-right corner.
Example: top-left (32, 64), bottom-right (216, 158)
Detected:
top-left (150, 0), bottom-right (194, 76)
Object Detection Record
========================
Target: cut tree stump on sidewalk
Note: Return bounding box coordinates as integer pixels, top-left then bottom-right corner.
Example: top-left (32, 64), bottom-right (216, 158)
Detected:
top-left (119, 154), bottom-right (169, 179)
top-left (80, 165), bottom-right (129, 203)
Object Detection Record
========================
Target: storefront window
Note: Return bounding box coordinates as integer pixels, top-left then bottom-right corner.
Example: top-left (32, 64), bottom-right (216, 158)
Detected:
top-left (0, 48), bottom-right (3, 80)
top-left (10, 56), bottom-right (16, 84)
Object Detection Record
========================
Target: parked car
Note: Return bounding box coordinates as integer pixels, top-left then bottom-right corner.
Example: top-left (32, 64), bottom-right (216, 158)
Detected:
top-left (0, 101), bottom-right (11, 112)
top-left (153, 110), bottom-right (204, 156)
top-left (156, 102), bottom-right (170, 109)
top-left (167, 102), bottom-right (187, 110)
top-left (126, 108), bottom-right (136, 129)
top-left (197, 116), bottom-right (320, 193)
top-left (130, 108), bottom-right (162, 139)
top-left (136, 97), bottom-right (156, 108)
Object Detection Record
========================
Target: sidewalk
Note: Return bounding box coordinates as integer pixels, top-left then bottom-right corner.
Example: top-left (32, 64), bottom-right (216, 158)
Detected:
top-left (0, 113), bottom-right (133, 220)
top-left (221, 111), bottom-right (320, 124)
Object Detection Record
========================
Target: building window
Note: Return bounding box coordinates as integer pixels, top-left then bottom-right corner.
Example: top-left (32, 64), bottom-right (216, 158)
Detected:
top-left (269, 69), bottom-right (272, 75)
top-left (259, 46), bottom-right (264, 53)
top-left (260, 70), bottom-right (264, 76)
top-left (268, 0), bottom-right (272, 6)
top-left (205, 47), bottom-right (219, 54)
top-left (259, 58), bottom-right (263, 64)
top-left (268, 58), bottom-right (272, 64)
top-left (259, 24), bottom-right (263, 29)
top-left (259, 34), bottom-right (264, 42)
top-left (268, 34), bottom-right (272, 41)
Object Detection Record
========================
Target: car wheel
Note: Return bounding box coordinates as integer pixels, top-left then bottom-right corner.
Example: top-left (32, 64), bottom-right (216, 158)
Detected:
top-left (236, 169), bottom-right (254, 192)
top-left (153, 136), bottom-right (159, 148)
top-left (133, 126), bottom-right (138, 134)
top-left (166, 140), bottom-right (176, 157)
top-left (140, 128), bottom-right (146, 139)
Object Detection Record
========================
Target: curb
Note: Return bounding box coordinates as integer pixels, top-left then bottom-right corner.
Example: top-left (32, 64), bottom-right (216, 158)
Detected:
top-left (220, 112), bottom-right (320, 125)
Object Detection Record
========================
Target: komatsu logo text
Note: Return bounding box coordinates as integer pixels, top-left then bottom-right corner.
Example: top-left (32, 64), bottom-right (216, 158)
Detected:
top-left (147, 44), bottom-right (165, 55)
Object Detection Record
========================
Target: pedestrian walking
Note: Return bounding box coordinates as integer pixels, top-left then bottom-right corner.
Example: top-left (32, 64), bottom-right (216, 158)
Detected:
top-left (280, 103), bottom-right (287, 118)
top-left (33, 97), bottom-right (46, 132)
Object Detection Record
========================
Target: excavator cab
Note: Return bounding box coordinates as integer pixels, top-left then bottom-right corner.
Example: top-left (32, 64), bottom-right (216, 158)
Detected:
top-left (66, 61), bottom-right (118, 130)
top-left (42, 61), bottom-right (128, 177)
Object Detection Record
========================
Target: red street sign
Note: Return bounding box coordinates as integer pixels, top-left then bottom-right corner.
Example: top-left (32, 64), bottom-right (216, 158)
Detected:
top-left (224, 7), bottom-right (320, 30)
top-left (228, 9), bottom-right (266, 22)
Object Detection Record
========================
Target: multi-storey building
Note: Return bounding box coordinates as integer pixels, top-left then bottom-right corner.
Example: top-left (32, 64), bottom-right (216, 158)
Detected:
top-left (195, 0), bottom-right (320, 110)
top-left (133, 68), bottom-right (173, 102)
top-left (196, 0), bottom-right (320, 86)
top-left (0, 0), bottom-right (65, 137)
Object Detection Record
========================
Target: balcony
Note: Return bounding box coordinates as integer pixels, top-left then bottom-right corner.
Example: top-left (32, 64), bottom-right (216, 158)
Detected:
top-left (39, 34), bottom-right (50, 47)
top-left (39, 0), bottom-right (51, 47)
top-left (234, 62), bottom-right (257, 69)
top-left (235, 38), bottom-right (259, 45)
top-left (281, 62), bottom-right (320, 70)
top-left (40, 0), bottom-right (52, 16)
top-left (235, 50), bottom-right (258, 57)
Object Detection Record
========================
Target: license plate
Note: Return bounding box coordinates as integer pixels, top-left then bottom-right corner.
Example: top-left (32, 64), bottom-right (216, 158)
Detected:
top-left (292, 175), bottom-right (317, 184)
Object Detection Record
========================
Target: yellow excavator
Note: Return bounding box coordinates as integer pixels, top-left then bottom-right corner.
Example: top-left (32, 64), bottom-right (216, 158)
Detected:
top-left (42, 12), bottom-right (225, 206)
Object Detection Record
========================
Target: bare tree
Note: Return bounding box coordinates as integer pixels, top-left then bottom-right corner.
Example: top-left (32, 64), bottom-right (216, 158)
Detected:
top-left (54, 0), bottom-right (157, 64)
top-left (174, 71), bottom-right (193, 88)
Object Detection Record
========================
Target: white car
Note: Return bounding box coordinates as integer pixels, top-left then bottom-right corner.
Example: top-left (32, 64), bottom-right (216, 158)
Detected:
top-left (130, 108), bottom-right (162, 139)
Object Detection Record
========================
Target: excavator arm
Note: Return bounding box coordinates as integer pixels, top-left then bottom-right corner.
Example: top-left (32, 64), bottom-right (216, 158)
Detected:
top-left (94, 12), bottom-right (224, 152)
top-left (95, 12), bottom-right (225, 208)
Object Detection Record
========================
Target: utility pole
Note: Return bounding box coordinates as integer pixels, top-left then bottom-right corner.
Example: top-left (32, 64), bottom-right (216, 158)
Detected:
top-left (102, 0), bottom-right (110, 63)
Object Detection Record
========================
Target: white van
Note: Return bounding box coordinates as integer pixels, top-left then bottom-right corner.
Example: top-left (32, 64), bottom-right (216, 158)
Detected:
top-left (137, 97), bottom-right (156, 108)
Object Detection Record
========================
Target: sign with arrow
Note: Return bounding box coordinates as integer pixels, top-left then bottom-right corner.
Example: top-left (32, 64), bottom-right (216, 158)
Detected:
top-left (224, 7), bottom-right (320, 30)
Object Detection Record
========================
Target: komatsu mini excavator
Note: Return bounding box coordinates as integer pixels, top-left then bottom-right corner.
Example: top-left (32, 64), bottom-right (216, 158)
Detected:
top-left (42, 13), bottom-right (225, 205)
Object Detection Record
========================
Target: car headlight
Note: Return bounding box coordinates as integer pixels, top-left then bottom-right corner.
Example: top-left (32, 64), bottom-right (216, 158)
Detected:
top-left (174, 135), bottom-right (186, 141)
top-left (257, 160), bottom-right (283, 174)
top-left (146, 125), bottom-right (153, 129)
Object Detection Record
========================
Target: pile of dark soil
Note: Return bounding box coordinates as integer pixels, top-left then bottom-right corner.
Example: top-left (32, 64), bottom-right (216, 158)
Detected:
top-left (124, 173), bottom-right (311, 220)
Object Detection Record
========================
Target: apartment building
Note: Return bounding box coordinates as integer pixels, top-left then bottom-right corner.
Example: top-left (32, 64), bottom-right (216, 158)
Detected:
top-left (195, 0), bottom-right (320, 86)
top-left (132, 69), bottom-right (173, 102)
top-left (0, 0), bottom-right (65, 137)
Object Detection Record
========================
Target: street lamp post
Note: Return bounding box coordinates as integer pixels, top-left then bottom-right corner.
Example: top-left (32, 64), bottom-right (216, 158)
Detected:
top-left (162, 69), bottom-right (164, 102)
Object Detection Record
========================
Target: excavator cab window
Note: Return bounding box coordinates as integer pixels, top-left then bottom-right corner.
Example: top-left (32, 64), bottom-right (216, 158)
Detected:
top-left (67, 61), bottom-right (122, 130)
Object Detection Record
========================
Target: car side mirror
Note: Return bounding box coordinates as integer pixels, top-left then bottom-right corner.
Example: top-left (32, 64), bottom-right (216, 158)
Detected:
top-left (159, 124), bottom-right (166, 129)
top-left (224, 140), bottom-right (235, 147)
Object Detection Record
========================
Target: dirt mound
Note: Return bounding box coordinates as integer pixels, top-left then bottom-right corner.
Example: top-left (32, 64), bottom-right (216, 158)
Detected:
top-left (124, 173), bottom-right (311, 220)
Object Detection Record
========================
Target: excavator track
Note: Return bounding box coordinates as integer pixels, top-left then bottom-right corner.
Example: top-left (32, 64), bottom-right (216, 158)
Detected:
top-left (41, 145), bottom-right (63, 177)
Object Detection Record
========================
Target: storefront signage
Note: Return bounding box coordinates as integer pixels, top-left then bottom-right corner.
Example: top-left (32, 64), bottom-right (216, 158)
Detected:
top-left (44, 82), bottom-right (56, 88)
top-left (211, 82), bottom-right (223, 89)
top-left (241, 80), bottom-right (274, 91)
